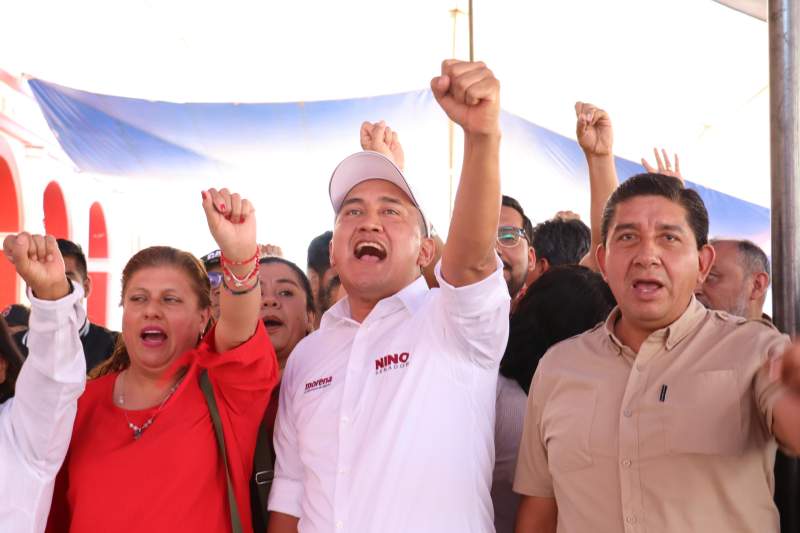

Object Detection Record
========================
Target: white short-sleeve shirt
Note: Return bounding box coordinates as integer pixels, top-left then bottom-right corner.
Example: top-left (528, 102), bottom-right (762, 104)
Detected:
top-left (268, 259), bottom-right (510, 532)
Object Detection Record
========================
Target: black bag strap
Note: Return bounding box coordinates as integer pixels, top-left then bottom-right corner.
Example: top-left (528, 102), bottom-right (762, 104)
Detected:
top-left (200, 369), bottom-right (244, 533)
top-left (253, 411), bottom-right (276, 521)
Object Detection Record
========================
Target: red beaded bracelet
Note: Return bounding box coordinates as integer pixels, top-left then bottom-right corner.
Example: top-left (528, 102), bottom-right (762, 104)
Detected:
top-left (220, 247), bottom-right (259, 266)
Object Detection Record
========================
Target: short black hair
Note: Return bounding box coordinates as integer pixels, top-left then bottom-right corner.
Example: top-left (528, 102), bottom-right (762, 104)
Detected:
top-left (711, 238), bottom-right (771, 280)
top-left (307, 231), bottom-right (333, 277)
top-left (57, 238), bottom-right (88, 281)
top-left (259, 256), bottom-right (315, 314)
top-left (502, 195), bottom-right (533, 242)
top-left (532, 218), bottom-right (590, 267)
top-left (0, 315), bottom-right (24, 403)
top-left (601, 173), bottom-right (709, 249)
top-left (500, 265), bottom-right (615, 394)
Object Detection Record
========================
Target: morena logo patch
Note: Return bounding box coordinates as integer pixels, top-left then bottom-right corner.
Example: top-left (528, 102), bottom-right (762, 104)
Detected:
top-left (375, 352), bottom-right (411, 374)
top-left (304, 376), bottom-right (333, 393)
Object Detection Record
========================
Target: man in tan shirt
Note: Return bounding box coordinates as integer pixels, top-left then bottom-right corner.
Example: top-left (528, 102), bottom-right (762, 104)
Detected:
top-left (514, 173), bottom-right (800, 533)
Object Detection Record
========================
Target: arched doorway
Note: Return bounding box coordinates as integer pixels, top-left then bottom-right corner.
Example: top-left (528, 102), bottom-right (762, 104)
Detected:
top-left (0, 137), bottom-right (21, 308)
top-left (43, 181), bottom-right (69, 239)
top-left (87, 202), bottom-right (109, 326)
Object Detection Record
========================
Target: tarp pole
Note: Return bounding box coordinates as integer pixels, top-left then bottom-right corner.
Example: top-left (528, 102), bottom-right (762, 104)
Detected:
top-left (769, 0), bottom-right (800, 530)
top-left (468, 0), bottom-right (474, 62)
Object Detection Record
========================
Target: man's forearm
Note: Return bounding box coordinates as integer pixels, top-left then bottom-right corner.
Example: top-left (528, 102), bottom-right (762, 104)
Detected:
top-left (773, 390), bottom-right (800, 455)
top-left (441, 133), bottom-right (501, 286)
top-left (582, 152), bottom-right (618, 271)
top-left (268, 511), bottom-right (299, 533)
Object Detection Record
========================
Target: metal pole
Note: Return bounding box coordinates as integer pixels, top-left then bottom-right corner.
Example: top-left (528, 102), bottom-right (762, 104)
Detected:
top-left (769, 0), bottom-right (800, 530)
top-left (468, 0), bottom-right (474, 62)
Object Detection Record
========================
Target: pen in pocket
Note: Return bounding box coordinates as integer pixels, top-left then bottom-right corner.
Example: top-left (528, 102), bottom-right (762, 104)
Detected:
top-left (659, 384), bottom-right (668, 402)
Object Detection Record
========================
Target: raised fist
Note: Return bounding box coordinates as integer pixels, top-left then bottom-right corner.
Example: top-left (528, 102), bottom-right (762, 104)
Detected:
top-left (431, 60), bottom-right (500, 137)
top-left (360, 121), bottom-right (405, 170)
top-left (575, 102), bottom-right (613, 157)
top-left (2, 233), bottom-right (70, 300)
top-left (201, 188), bottom-right (257, 262)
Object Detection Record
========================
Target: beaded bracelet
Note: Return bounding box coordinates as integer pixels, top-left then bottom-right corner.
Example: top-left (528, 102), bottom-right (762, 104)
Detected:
top-left (223, 277), bottom-right (260, 296)
top-left (220, 248), bottom-right (259, 266)
top-left (223, 263), bottom-right (259, 288)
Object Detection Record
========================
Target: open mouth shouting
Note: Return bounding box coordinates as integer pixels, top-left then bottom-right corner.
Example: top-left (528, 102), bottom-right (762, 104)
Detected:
top-left (140, 326), bottom-right (168, 348)
top-left (631, 278), bottom-right (665, 299)
top-left (262, 315), bottom-right (285, 332)
top-left (354, 241), bottom-right (387, 263)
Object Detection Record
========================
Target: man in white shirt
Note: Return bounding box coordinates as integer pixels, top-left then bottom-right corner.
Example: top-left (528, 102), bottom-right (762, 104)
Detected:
top-left (0, 233), bottom-right (86, 533)
top-left (267, 60), bottom-right (509, 532)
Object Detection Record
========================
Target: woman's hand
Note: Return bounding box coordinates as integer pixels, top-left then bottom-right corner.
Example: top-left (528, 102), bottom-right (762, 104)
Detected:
top-left (201, 188), bottom-right (257, 262)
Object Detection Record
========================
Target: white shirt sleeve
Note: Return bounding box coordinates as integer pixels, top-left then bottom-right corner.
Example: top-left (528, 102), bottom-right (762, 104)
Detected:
top-left (0, 282), bottom-right (87, 533)
top-left (267, 356), bottom-right (304, 518)
top-left (433, 255), bottom-right (510, 368)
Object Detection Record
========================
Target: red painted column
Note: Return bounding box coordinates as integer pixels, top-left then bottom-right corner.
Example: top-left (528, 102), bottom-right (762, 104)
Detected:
top-left (87, 202), bottom-right (109, 326)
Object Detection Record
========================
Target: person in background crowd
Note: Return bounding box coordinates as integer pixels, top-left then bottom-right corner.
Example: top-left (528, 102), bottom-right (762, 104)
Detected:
top-left (2, 303), bottom-right (29, 336)
top-left (306, 231), bottom-right (345, 327)
top-left (201, 249), bottom-right (223, 322)
top-left (491, 265), bottom-right (614, 533)
top-left (526, 217), bottom-right (590, 286)
top-left (695, 238), bottom-right (771, 320)
top-left (14, 239), bottom-right (118, 372)
top-left (268, 59), bottom-right (509, 533)
top-left (0, 316), bottom-right (24, 403)
top-left (0, 233), bottom-right (86, 533)
top-left (498, 195), bottom-right (535, 305)
top-left (46, 188), bottom-right (279, 533)
top-left (251, 256), bottom-right (316, 532)
top-left (514, 173), bottom-right (800, 533)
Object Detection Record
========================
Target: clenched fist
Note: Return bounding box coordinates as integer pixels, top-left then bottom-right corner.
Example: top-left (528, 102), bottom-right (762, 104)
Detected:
top-left (201, 188), bottom-right (257, 262)
top-left (575, 102), bottom-right (613, 157)
top-left (2, 233), bottom-right (70, 300)
top-left (431, 60), bottom-right (500, 137)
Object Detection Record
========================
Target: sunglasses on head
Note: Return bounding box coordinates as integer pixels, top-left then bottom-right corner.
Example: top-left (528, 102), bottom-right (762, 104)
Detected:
top-left (497, 226), bottom-right (527, 248)
top-left (207, 271), bottom-right (223, 289)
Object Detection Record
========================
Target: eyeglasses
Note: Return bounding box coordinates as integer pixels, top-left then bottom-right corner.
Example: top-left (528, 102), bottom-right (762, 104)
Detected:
top-left (208, 271), bottom-right (223, 289)
top-left (497, 226), bottom-right (528, 248)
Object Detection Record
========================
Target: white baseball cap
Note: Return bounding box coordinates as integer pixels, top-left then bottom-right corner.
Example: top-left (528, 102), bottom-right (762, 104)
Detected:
top-left (329, 151), bottom-right (429, 236)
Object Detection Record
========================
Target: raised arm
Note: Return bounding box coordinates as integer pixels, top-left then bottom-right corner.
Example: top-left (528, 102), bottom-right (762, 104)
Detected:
top-left (433, 60), bottom-right (502, 287)
top-left (1, 232), bottom-right (84, 532)
top-left (575, 102), bottom-right (618, 272)
top-left (201, 188), bottom-right (261, 352)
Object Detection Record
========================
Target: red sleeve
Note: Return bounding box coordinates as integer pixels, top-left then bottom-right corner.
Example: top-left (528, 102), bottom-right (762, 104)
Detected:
top-left (45, 460), bottom-right (70, 533)
top-left (195, 321), bottom-right (279, 411)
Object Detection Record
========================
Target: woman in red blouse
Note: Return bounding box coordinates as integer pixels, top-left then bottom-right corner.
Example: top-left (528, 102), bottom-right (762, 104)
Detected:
top-left (46, 188), bottom-right (278, 533)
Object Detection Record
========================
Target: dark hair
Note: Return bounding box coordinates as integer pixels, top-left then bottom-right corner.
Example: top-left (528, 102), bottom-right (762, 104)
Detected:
top-left (532, 218), bottom-right (591, 267)
top-left (0, 316), bottom-right (24, 403)
top-left (601, 173), bottom-right (709, 249)
top-left (307, 231), bottom-right (333, 277)
top-left (502, 195), bottom-right (534, 242)
top-left (57, 238), bottom-right (88, 281)
top-left (90, 246), bottom-right (211, 379)
top-left (259, 256), bottom-right (315, 314)
top-left (710, 238), bottom-right (771, 280)
top-left (500, 265), bottom-right (616, 393)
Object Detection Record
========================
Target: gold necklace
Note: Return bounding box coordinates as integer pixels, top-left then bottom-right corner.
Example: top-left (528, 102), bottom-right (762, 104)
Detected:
top-left (117, 369), bottom-right (185, 440)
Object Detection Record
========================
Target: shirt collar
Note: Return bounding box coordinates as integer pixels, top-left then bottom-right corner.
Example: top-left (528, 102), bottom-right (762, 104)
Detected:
top-left (320, 275), bottom-right (429, 329)
top-left (604, 295), bottom-right (707, 352)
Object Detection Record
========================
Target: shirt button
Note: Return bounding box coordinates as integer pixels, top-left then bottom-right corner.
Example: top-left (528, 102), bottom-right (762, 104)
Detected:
top-left (626, 516), bottom-right (636, 524)
top-left (341, 416), bottom-right (350, 424)
top-left (636, 363), bottom-right (643, 371)
top-left (622, 458), bottom-right (632, 467)
top-left (623, 409), bottom-right (633, 418)
top-left (338, 467), bottom-right (348, 474)
top-left (336, 521), bottom-right (344, 530)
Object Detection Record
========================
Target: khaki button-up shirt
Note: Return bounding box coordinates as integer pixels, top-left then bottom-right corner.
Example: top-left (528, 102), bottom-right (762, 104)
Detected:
top-left (514, 297), bottom-right (789, 533)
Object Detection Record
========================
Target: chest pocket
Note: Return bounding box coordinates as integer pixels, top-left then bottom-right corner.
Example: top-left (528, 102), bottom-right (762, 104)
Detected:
top-left (665, 369), bottom-right (745, 456)
top-left (541, 386), bottom-right (596, 473)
